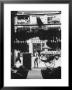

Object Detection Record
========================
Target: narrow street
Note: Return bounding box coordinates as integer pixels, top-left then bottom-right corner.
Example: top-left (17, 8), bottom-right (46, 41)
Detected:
top-left (27, 68), bottom-right (43, 79)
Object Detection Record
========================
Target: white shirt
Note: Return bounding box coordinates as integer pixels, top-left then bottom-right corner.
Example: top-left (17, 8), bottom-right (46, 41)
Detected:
top-left (15, 61), bottom-right (22, 68)
top-left (46, 57), bottom-right (61, 68)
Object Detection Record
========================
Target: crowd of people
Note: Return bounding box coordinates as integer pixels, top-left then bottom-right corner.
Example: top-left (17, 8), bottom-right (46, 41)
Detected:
top-left (33, 50), bottom-right (61, 69)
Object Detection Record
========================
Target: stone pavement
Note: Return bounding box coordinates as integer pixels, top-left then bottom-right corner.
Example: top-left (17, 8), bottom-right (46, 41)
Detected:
top-left (27, 68), bottom-right (43, 79)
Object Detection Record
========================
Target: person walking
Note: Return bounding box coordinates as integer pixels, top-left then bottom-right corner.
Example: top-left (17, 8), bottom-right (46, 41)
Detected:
top-left (34, 51), bottom-right (39, 68)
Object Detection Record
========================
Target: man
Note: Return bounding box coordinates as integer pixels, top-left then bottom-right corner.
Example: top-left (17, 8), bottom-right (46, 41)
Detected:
top-left (15, 53), bottom-right (22, 68)
top-left (16, 53), bottom-right (21, 63)
top-left (34, 51), bottom-right (39, 68)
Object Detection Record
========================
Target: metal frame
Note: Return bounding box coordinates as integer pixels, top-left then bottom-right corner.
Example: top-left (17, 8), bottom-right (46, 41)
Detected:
top-left (0, 0), bottom-right (71, 89)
